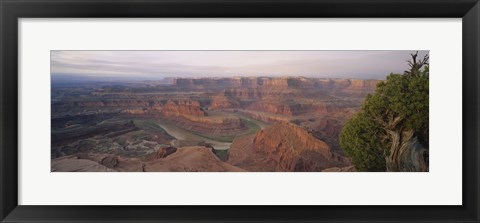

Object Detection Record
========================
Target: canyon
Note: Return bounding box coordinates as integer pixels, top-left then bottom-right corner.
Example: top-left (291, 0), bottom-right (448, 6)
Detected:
top-left (51, 76), bottom-right (377, 172)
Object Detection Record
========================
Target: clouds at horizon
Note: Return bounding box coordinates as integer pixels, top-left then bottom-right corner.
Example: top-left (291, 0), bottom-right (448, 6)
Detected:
top-left (51, 51), bottom-right (429, 80)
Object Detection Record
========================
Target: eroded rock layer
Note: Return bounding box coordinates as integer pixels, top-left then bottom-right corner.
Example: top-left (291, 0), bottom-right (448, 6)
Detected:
top-left (228, 122), bottom-right (351, 171)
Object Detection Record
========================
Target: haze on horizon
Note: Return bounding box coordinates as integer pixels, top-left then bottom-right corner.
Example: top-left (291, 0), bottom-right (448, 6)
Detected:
top-left (51, 50), bottom-right (428, 80)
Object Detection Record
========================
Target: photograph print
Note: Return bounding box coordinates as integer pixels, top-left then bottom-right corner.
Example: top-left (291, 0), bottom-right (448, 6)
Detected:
top-left (51, 50), bottom-right (429, 172)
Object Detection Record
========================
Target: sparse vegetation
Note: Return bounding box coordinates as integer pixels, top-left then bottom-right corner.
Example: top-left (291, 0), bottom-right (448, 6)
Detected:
top-left (339, 52), bottom-right (429, 171)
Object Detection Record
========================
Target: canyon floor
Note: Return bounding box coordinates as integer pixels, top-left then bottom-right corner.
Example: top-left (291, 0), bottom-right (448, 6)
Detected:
top-left (51, 76), bottom-right (378, 172)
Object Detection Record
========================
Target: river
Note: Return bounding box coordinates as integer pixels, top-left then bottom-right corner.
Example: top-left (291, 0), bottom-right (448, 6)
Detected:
top-left (153, 120), bottom-right (232, 150)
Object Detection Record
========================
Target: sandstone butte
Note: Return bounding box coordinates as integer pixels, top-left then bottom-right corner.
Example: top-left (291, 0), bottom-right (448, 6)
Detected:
top-left (227, 122), bottom-right (351, 172)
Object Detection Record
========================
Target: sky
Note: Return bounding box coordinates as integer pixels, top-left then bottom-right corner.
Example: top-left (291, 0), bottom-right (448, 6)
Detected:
top-left (51, 50), bottom-right (429, 80)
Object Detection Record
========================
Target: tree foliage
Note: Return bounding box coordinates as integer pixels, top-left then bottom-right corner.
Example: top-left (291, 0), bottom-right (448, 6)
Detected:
top-left (339, 52), bottom-right (429, 171)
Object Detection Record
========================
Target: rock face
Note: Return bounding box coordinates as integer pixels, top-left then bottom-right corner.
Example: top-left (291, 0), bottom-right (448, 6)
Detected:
top-left (122, 101), bottom-right (250, 138)
top-left (228, 122), bottom-right (351, 171)
top-left (91, 154), bottom-right (144, 172)
top-left (53, 77), bottom-right (378, 113)
top-left (314, 118), bottom-right (344, 139)
top-left (257, 77), bottom-right (289, 87)
top-left (57, 153), bottom-right (144, 172)
top-left (174, 77), bottom-right (290, 89)
top-left (120, 99), bottom-right (206, 116)
top-left (51, 155), bottom-right (116, 172)
top-left (160, 99), bottom-right (206, 117)
top-left (206, 96), bottom-right (235, 109)
top-left (144, 146), bottom-right (244, 172)
top-left (313, 79), bottom-right (378, 91)
top-left (165, 115), bottom-right (248, 138)
top-left (246, 101), bottom-right (346, 117)
top-left (150, 146), bottom-right (178, 160)
top-left (173, 77), bottom-right (378, 92)
top-left (346, 79), bottom-right (378, 91)
top-left (100, 155), bottom-right (119, 168)
top-left (223, 88), bottom-right (301, 101)
top-left (52, 146), bottom-right (243, 172)
top-left (247, 102), bottom-right (295, 116)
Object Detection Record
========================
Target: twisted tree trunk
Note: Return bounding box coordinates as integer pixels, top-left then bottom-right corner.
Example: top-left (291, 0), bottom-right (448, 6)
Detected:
top-left (386, 129), bottom-right (428, 172)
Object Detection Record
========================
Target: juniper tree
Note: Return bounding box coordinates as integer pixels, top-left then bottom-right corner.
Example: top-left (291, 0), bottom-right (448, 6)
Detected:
top-left (339, 52), bottom-right (429, 171)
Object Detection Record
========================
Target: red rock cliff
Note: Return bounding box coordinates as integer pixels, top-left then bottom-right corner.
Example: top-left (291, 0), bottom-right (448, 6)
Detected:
top-left (228, 122), bottom-right (351, 171)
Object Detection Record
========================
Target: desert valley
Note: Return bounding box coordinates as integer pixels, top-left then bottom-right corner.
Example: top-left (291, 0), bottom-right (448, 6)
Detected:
top-left (51, 76), bottom-right (377, 172)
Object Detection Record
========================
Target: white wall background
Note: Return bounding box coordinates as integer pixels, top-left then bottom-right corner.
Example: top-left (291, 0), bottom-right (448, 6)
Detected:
top-left (18, 18), bottom-right (462, 205)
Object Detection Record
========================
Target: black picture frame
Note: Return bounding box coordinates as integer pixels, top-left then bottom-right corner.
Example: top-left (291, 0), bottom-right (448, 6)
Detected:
top-left (1, 0), bottom-right (479, 222)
